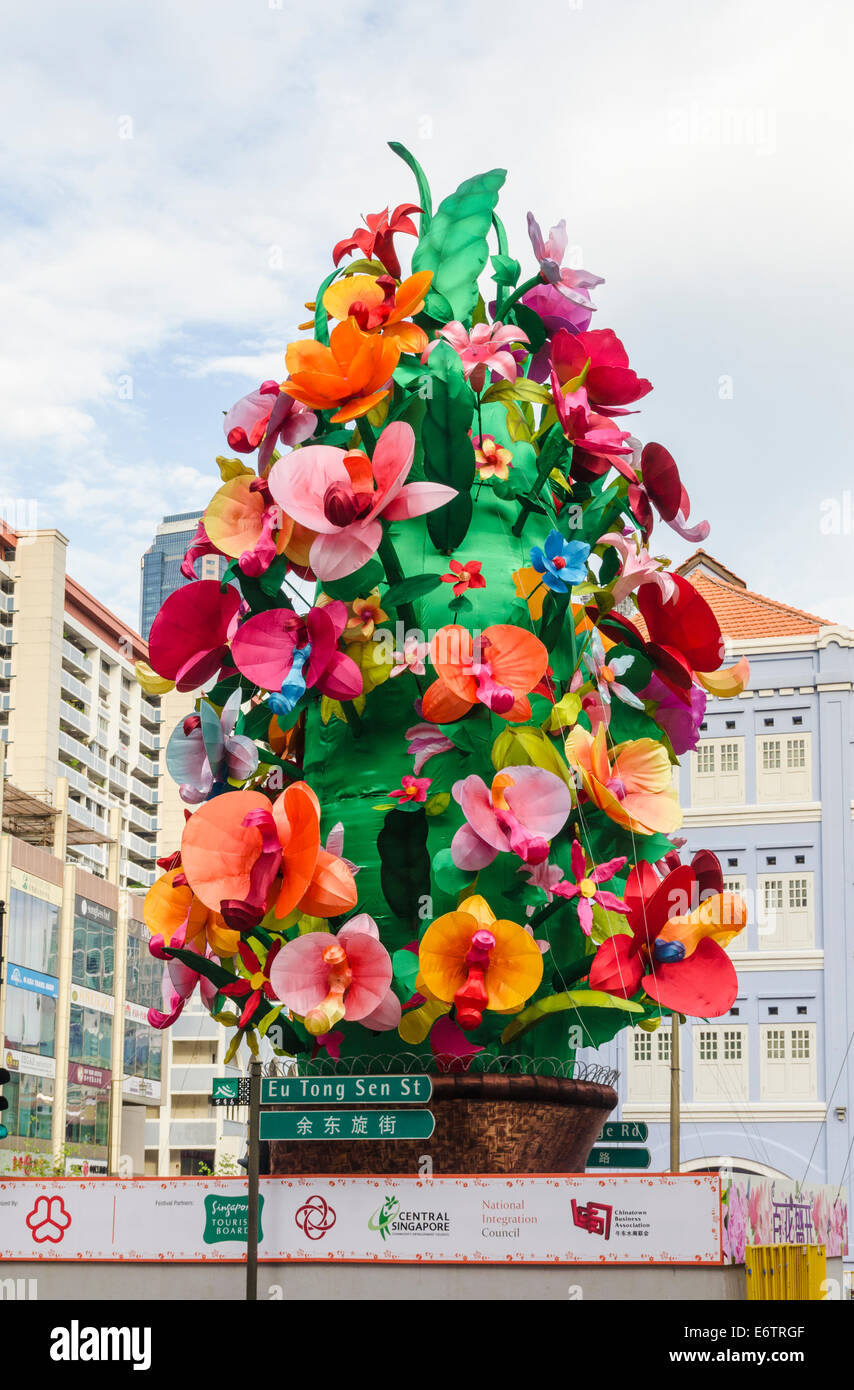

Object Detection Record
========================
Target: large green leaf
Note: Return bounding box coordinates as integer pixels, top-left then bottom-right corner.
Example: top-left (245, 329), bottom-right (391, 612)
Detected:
top-left (322, 558), bottom-right (384, 602)
top-left (501, 989), bottom-right (642, 1044)
top-left (412, 168), bottom-right (506, 324)
top-left (388, 140), bottom-right (432, 234)
top-left (382, 573), bottom-right (444, 610)
top-left (377, 807), bottom-right (431, 923)
top-left (421, 343), bottom-right (476, 551)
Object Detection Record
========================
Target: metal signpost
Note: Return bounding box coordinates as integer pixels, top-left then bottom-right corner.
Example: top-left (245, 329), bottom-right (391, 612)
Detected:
top-left (210, 1067), bottom-right (436, 1300)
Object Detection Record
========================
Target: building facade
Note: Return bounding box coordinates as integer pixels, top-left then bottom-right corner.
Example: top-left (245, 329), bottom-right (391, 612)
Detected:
top-left (139, 511), bottom-right (226, 640)
top-left (603, 553), bottom-right (853, 1264)
top-left (0, 525), bottom-right (169, 1173)
top-left (2, 527), bottom-right (160, 891)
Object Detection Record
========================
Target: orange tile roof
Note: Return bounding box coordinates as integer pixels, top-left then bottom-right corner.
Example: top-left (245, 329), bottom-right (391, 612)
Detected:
top-left (677, 556), bottom-right (833, 641)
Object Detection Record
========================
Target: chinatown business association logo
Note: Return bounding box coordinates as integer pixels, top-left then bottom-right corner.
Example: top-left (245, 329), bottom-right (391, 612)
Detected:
top-left (368, 1195), bottom-right (450, 1240)
top-left (571, 1199), bottom-right (613, 1240)
top-left (294, 1194), bottom-right (337, 1241)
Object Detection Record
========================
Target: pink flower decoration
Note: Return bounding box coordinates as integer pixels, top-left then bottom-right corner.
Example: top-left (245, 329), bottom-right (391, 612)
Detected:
top-left (526, 213), bottom-right (604, 309)
top-left (390, 639), bottom-right (429, 678)
top-left (551, 377), bottom-right (634, 467)
top-left (422, 321), bottom-right (529, 393)
top-left (405, 722), bottom-right (454, 773)
top-left (599, 530), bottom-right (678, 606)
top-left (224, 381), bottom-right (317, 471)
top-left (148, 937), bottom-right (218, 1029)
top-left (268, 421), bottom-right (456, 581)
top-left (441, 559), bottom-right (486, 598)
top-left (390, 775), bottom-right (432, 804)
top-left (269, 917), bottom-right (395, 1034)
top-left (148, 580), bottom-right (242, 693)
top-left (451, 765), bottom-right (571, 871)
top-left (231, 601), bottom-right (362, 702)
top-left (551, 839), bottom-right (629, 936)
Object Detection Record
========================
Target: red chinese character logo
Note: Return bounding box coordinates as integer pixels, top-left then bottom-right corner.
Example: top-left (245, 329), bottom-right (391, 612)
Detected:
top-left (295, 1195), bottom-right (336, 1241)
top-left (26, 1195), bottom-right (72, 1244)
top-left (571, 1199), bottom-right (613, 1240)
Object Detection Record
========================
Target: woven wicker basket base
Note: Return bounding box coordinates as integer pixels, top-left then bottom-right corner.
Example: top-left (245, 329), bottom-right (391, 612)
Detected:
top-left (269, 1074), bottom-right (617, 1176)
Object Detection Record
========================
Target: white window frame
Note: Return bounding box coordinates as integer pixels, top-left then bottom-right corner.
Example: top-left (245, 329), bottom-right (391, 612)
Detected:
top-left (690, 736), bottom-right (745, 807)
top-left (756, 871), bottom-right (814, 950)
top-left (756, 732), bottom-right (812, 803)
top-left (760, 1022), bottom-right (817, 1101)
top-left (626, 1024), bottom-right (672, 1104)
top-left (692, 1024), bottom-right (749, 1102)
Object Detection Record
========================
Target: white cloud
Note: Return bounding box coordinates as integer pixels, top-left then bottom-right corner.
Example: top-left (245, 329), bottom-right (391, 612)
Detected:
top-left (0, 0), bottom-right (852, 624)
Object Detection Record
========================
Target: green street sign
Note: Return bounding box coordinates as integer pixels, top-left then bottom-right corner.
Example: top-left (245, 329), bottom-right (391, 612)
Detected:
top-left (587, 1146), bottom-right (651, 1170)
top-left (210, 1076), bottom-right (250, 1106)
top-left (261, 1074), bottom-right (433, 1107)
top-left (260, 1109), bottom-right (435, 1142)
top-left (211, 1077), bottom-right (240, 1100)
top-left (598, 1121), bottom-right (649, 1143)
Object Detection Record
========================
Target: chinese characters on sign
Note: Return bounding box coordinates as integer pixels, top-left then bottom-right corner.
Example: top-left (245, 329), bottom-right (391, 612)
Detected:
top-left (259, 1109), bottom-right (435, 1141)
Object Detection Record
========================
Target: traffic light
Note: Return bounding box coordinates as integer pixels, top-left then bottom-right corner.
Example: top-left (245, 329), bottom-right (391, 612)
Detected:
top-left (0, 1067), bottom-right (9, 1141)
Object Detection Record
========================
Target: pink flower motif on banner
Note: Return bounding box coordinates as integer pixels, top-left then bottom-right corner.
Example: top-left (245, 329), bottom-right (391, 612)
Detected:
top-left (26, 1194), bottom-right (72, 1244)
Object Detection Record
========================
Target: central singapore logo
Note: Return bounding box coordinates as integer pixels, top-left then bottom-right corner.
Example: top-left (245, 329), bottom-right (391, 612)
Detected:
top-left (368, 1195), bottom-right (401, 1241)
top-left (294, 1194), bottom-right (337, 1241)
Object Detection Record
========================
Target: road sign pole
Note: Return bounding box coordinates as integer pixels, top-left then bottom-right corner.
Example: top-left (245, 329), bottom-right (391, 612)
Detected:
top-left (246, 1058), bottom-right (261, 1302)
top-left (669, 1017), bottom-right (681, 1173)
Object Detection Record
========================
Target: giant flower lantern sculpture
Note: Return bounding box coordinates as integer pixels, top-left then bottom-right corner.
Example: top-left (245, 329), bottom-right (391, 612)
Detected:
top-left (142, 144), bottom-right (748, 1076)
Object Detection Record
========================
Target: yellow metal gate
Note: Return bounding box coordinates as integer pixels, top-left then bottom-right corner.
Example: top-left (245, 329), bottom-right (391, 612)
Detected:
top-left (745, 1244), bottom-right (826, 1299)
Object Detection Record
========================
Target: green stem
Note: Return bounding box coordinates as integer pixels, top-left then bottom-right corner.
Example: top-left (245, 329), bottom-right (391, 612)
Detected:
top-left (357, 416), bottom-right (378, 456)
top-left (343, 700), bottom-right (363, 739)
top-left (511, 427), bottom-right (563, 538)
top-left (500, 273), bottom-right (543, 321)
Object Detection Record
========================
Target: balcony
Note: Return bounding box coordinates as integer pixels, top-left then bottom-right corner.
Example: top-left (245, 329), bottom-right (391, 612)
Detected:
top-left (59, 729), bottom-right (105, 775)
top-left (134, 751), bottom-right (160, 781)
top-left (60, 701), bottom-right (91, 742)
top-left (122, 830), bottom-right (157, 861)
top-left (128, 802), bottom-right (158, 835)
top-left (140, 700), bottom-right (161, 728)
top-left (0, 660), bottom-right (11, 680)
top-left (68, 801), bottom-right (109, 835)
top-left (62, 640), bottom-right (93, 677)
top-left (0, 590), bottom-right (13, 615)
top-left (109, 763), bottom-right (129, 793)
top-left (60, 668), bottom-right (91, 706)
top-left (0, 626), bottom-right (13, 647)
top-left (125, 863), bottom-right (156, 889)
top-left (171, 1011), bottom-right (220, 1041)
top-left (130, 776), bottom-right (157, 805)
top-left (139, 726), bottom-right (160, 754)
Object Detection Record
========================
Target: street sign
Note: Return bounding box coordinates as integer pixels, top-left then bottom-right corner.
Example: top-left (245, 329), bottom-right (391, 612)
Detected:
top-left (210, 1076), bottom-right (250, 1106)
top-left (587, 1146), bottom-right (651, 1170)
top-left (598, 1121), bottom-right (649, 1143)
top-left (259, 1109), bottom-right (436, 1142)
top-left (261, 1074), bottom-right (433, 1106)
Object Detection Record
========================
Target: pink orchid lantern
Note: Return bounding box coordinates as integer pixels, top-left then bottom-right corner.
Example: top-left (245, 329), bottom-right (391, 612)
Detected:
top-left (269, 916), bottom-right (397, 1036)
top-left (224, 381), bottom-right (317, 472)
top-left (268, 421), bottom-right (456, 581)
top-left (451, 765), bottom-right (572, 871)
top-left (148, 580), bottom-right (242, 693)
top-left (231, 601), bottom-right (363, 701)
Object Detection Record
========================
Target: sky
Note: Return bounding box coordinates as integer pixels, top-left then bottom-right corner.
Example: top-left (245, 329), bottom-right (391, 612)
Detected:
top-left (2, 0), bottom-right (853, 631)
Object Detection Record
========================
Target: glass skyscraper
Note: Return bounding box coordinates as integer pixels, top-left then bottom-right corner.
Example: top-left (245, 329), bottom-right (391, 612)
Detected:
top-left (139, 512), bottom-right (226, 639)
